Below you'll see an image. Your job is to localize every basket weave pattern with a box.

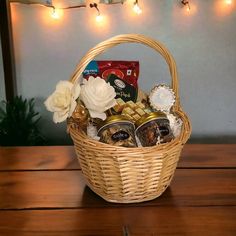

[68,34,191,203]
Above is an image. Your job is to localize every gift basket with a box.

[45,34,191,203]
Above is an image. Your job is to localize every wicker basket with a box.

[68,34,191,203]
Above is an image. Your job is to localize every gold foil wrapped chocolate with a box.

[121,100,152,122]
[70,101,89,132]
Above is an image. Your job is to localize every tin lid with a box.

[98,115,134,131]
[135,111,167,127]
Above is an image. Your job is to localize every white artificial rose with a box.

[80,76,116,120]
[44,81,81,123]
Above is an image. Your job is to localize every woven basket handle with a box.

[70,34,181,110]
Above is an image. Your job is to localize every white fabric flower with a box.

[44,81,81,123]
[80,76,116,120]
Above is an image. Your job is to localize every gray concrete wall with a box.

[5,0,236,144]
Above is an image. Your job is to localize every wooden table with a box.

[0,144,236,235]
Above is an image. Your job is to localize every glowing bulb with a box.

[186,4,190,12]
[133,3,142,14]
[225,0,232,4]
[51,8,60,19]
[96,14,103,22]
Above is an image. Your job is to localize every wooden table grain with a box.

[0,144,236,235]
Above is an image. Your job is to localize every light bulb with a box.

[96,14,103,22]
[225,0,232,4]
[133,3,142,14]
[181,0,191,12]
[51,8,60,19]
[186,4,190,12]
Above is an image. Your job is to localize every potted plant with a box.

[0,96,45,146]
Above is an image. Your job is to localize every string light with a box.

[11,0,236,24]
[100,0,125,4]
[90,3,104,22]
[181,0,191,12]
[133,0,142,14]
[18,1,86,20]
[51,7,60,19]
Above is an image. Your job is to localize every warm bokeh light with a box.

[40,5,66,26]
[94,13,108,28]
[51,8,60,20]
[84,5,110,35]
[96,14,103,22]
[214,0,235,16]
[122,0,150,25]
[133,3,142,14]
[225,0,232,5]
[182,2,197,16]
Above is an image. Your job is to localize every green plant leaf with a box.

[0,96,46,146]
